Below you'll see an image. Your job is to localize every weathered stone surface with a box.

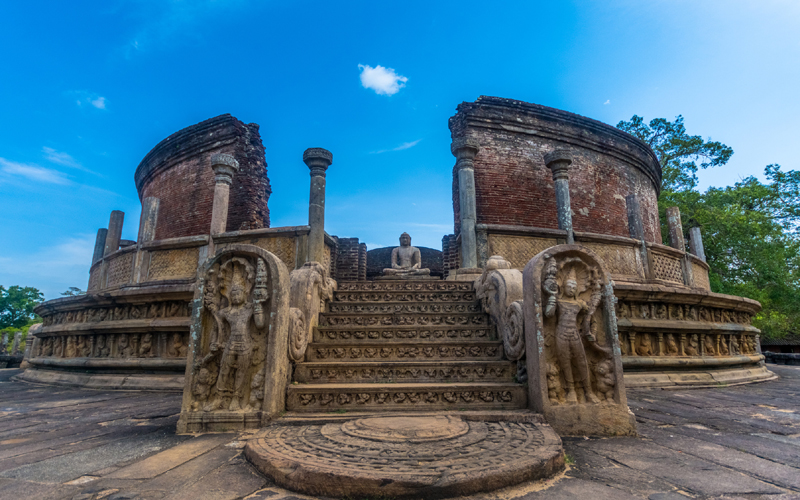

[135,114,271,239]
[177,244,291,433]
[523,244,637,436]
[245,413,563,498]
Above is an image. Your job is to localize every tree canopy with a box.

[0,285,44,329]
[617,116,800,338]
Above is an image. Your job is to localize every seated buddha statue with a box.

[382,232,431,277]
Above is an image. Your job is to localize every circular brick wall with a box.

[449,97,663,243]
[134,114,271,241]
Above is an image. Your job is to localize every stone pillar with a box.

[11,332,21,356]
[92,228,108,264]
[688,226,706,262]
[625,195,645,240]
[1,332,7,353]
[544,151,575,245]
[451,139,480,269]
[665,206,685,251]
[138,197,160,243]
[103,210,125,257]
[303,148,333,264]
[209,153,240,235]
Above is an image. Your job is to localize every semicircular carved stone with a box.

[523,244,637,437]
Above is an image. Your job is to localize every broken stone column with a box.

[523,245,637,437]
[689,226,706,262]
[103,211,125,257]
[665,206,685,251]
[92,228,108,264]
[11,332,21,356]
[209,153,240,235]
[138,197,160,243]
[544,151,575,245]
[625,194,651,278]
[1,332,7,353]
[451,138,480,269]
[303,148,332,265]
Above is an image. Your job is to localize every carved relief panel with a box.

[178,244,290,434]
[523,244,636,437]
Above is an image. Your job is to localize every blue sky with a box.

[1,0,798,299]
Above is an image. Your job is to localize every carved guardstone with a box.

[177,244,290,433]
[523,244,636,436]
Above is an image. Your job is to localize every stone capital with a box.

[544,150,573,181]
[451,138,480,162]
[303,148,333,176]
[211,153,240,185]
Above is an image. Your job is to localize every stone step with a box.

[313,325,497,343]
[294,360,516,384]
[328,302,482,314]
[336,281,474,293]
[286,382,527,412]
[306,341,504,362]
[319,312,489,327]
[333,290,477,303]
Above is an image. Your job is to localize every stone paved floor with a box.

[1,365,799,500]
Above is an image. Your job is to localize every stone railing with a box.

[472,224,711,291]
[87,226,337,294]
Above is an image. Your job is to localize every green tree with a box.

[61,287,86,296]
[617,115,733,192]
[617,115,800,338]
[0,285,44,329]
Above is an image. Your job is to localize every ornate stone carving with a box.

[523,244,636,436]
[288,262,336,362]
[178,244,290,433]
[475,256,525,361]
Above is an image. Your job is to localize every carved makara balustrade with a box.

[178,244,290,433]
[287,261,336,362]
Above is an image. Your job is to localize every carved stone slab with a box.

[523,244,637,436]
[177,244,290,433]
[245,413,563,498]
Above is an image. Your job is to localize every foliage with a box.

[61,287,86,296]
[1,318,39,354]
[617,115,732,192]
[0,285,43,329]
[618,116,800,338]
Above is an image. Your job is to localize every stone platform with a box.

[245,412,563,499]
[4,365,800,499]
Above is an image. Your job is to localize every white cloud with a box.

[72,91,108,110]
[90,97,107,109]
[42,147,80,168]
[358,64,407,96]
[604,99,611,105]
[370,139,421,154]
[0,158,71,185]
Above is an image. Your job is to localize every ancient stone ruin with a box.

[17,96,774,498]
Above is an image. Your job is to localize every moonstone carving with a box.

[523,244,636,436]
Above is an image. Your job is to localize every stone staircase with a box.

[286,280,527,412]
